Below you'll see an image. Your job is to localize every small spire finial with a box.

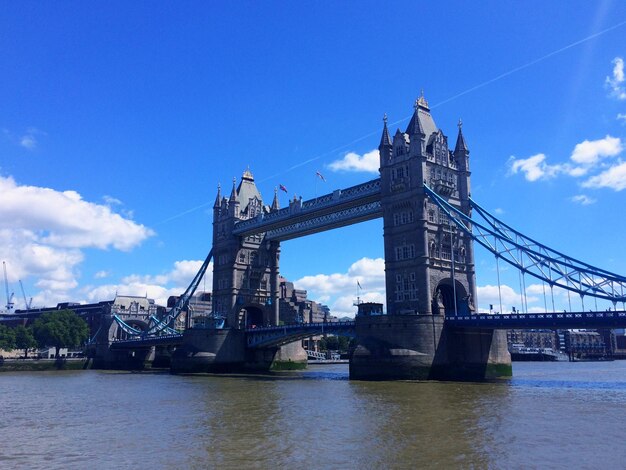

[383,113,388,125]
[458,118,463,130]
[414,98,419,111]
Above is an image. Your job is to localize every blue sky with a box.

[1,1,626,316]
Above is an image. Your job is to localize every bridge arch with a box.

[239,303,267,328]
[110,318,149,341]
[432,279,470,316]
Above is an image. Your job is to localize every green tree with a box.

[0,324,16,351]
[32,309,89,358]
[14,325,37,358]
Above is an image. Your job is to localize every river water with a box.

[1,361,626,469]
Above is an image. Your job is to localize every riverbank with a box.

[0,357,89,372]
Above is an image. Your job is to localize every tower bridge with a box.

[106,94,626,380]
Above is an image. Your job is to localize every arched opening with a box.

[242,305,264,328]
[113,319,148,340]
[432,280,469,316]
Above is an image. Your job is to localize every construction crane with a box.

[3,261,15,313]
[19,280,32,311]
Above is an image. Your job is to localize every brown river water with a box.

[1,361,626,469]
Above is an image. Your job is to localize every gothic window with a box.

[428,210,435,223]
[439,208,449,226]
[396,244,416,260]
[239,252,246,263]
[441,245,451,260]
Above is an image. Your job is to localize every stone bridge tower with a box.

[351,95,511,381]
[211,169,280,329]
[379,94,476,317]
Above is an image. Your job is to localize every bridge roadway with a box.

[445,310,626,329]
[109,312,626,350]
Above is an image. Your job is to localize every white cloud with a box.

[2,127,44,150]
[477,284,522,312]
[570,194,596,205]
[618,113,626,124]
[582,161,626,191]
[0,175,153,250]
[0,175,154,307]
[103,195,122,206]
[94,270,110,279]
[509,136,624,183]
[294,257,385,317]
[570,135,623,166]
[493,208,505,215]
[508,154,562,181]
[606,57,626,100]
[20,135,37,150]
[328,149,379,173]
[78,260,211,307]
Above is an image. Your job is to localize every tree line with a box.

[0,309,89,358]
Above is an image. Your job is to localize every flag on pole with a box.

[316,171,326,182]
[357,280,362,289]
[279,184,288,193]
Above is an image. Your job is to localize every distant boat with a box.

[510,347,565,362]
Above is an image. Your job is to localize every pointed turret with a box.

[379,114,392,147]
[229,177,237,202]
[213,183,222,209]
[378,114,393,168]
[406,98,426,138]
[454,119,469,155]
[271,187,280,211]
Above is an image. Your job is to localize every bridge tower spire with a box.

[378,113,392,167]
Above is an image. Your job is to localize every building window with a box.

[439,208,449,226]
[396,244,416,261]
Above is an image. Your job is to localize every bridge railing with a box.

[244,320,356,333]
[445,310,626,329]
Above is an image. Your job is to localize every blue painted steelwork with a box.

[148,315,180,335]
[113,314,142,336]
[424,185,626,305]
[445,311,626,329]
[113,249,214,339]
[144,248,214,335]
[245,321,356,348]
